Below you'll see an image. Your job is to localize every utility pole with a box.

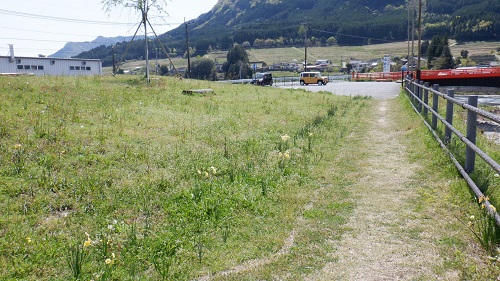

[142,0,150,84]
[416,0,423,80]
[411,0,415,73]
[304,22,308,72]
[185,18,191,79]
[112,45,116,74]
[155,47,159,75]
[407,0,410,71]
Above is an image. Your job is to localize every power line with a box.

[310,28,397,43]
[0,8,136,26]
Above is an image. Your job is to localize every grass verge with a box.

[0,75,368,280]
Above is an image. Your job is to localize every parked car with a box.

[299,71,329,86]
[251,72,273,86]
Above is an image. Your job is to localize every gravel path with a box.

[307,98,455,280]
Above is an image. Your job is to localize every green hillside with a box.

[75,0,499,67]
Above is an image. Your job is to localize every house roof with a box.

[0,56,101,62]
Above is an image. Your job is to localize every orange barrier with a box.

[351,72,402,81]
[352,67,500,82]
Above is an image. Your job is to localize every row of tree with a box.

[175,45,251,81]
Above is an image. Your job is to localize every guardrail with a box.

[404,77,500,225]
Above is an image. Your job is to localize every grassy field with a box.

[3,74,500,280]
[0,75,371,280]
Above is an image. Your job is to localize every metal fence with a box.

[404,77,500,225]
[271,74,350,86]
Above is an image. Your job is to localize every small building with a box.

[0,45,102,76]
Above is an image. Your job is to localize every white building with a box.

[0,45,102,76]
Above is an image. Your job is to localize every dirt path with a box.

[307,99,453,280]
[199,95,478,280]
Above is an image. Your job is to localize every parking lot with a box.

[279,81,402,100]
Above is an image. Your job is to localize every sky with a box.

[0,0,218,57]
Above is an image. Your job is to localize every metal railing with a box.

[404,77,500,225]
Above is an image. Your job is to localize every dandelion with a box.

[105,258,112,265]
[281,134,290,142]
[26,237,32,243]
[14,143,22,149]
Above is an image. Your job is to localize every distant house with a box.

[349,60,370,72]
[0,45,102,76]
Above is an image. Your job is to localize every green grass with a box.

[0,75,369,280]
[399,92,500,279]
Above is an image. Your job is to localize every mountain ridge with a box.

[50,35,134,58]
[73,0,499,66]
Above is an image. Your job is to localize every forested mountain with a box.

[75,0,499,67]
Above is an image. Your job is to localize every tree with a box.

[190,58,216,81]
[326,36,337,46]
[460,50,469,59]
[222,45,252,79]
[159,64,170,76]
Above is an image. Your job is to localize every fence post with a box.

[445,89,455,144]
[465,95,478,173]
[418,80,424,113]
[412,79,417,105]
[432,84,439,130]
[423,82,429,117]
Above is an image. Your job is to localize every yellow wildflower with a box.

[84,239,91,248]
[14,143,22,149]
[84,232,92,247]
[210,166,217,175]
[283,151,290,160]
[111,253,115,259]
[281,134,290,142]
[105,258,112,265]
[204,171,209,178]
[490,205,497,212]
[26,237,32,243]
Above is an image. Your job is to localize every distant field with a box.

[109,40,500,75]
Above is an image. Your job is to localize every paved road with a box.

[280,81,402,99]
